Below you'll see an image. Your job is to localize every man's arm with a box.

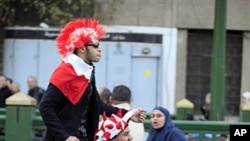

[39,83,70,141]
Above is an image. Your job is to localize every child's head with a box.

[112,126,133,141]
[95,109,135,141]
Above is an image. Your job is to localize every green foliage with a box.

[20,0,94,26]
[0,0,123,27]
[0,0,16,26]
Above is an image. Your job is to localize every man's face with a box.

[27,77,37,89]
[84,42,101,63]
[11,83,20,93]
[112,127,133,141]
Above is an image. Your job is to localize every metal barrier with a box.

[32,117,233,141]
[144,119,250,141]
[0,109,5,116]
[1,110,250,141]
[0,115,5,141]
[0,108,5,141]
[33,116,45,141]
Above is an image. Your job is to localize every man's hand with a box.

[130,108,146,123]
[65,136,79,141]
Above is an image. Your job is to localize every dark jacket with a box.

[28,86,45,106]
[39,78,126,141]
[0,86,13,107]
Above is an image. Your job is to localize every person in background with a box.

[11,82,21,94]
[110,85,145,141]
[95,109,136,141]
[39,18,146,141]
[6,77,13,90]
[242,91,250,106]
[97,87,112,105]
[97,87,112,128]
[200,92,211,120]
[147,106,187,141]
[27,76,45,106]
[0,75,13,107]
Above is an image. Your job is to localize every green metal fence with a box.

[144,119,230,141]
[0,109,5,116]
[1,107,250,141]
[33,116,250,141]
[0,115,5,141]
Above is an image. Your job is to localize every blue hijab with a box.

[147,107,187,141]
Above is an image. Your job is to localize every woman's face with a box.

[150,109,166,129]
[112,127,133,141]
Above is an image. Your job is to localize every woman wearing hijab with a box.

[147,107,187,141]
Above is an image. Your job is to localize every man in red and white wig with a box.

[39,18,146,141]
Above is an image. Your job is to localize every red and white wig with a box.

[56,18,106,57]
[95,109,136,141]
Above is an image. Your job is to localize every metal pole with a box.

[209,0,227,121]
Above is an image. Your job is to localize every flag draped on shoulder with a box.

[50,54,93,105]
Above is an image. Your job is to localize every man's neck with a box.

[112,100,130,105]
[112,102,131,110]
[83,58,91,65]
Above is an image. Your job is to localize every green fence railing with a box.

[144,119,250,141]
[0,109,5,116]
[0,115,5,141]
[1,105,250,141]
[33,116,250,141]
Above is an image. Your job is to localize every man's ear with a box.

[75,48,84,55]
[80,47,85,53]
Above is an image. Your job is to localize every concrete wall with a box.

[98,0,250,108]
[99,0,250,30]
[177,0,250,30]
[98,0,177,27]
